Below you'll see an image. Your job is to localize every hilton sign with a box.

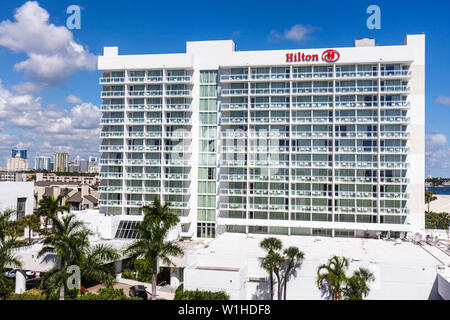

[286,49,340,63]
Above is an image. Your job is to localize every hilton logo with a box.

[286,49,340,63]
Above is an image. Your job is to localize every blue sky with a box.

[0,0,449,176]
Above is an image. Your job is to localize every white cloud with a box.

[436,95,450,106]
[12,81,42,94]
[426,131,450,175]
[269,24,318,43]
[0,1,96,86]
[66,94,83,104]
[0,79,100,166]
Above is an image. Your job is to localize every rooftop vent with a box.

[354,38,375,47]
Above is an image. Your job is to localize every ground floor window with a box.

[197,222,215,238]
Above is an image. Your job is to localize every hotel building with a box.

[98,35,425,239]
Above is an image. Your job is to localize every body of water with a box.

[426,187,450,195]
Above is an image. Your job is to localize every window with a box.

[16,198,26,220]
[197,222,215,238]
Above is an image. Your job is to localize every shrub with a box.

[7,289,46,300]
[174,285,229,300]
[121,269,136,280]
[134,259,153,283]
[74,287,142,300]
[0,277,14,300]
[426,212,449,230]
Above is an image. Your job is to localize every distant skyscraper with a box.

[54,152,69,172]
[7,154,28,172]
[34,156,51,171]
[12,149,27,160]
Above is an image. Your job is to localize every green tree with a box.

[425,191,437,213]
[0,237,24,300]
[125,197,184,300]
[37,194,71,232]
[262,252,285,300]
[343,268,375,300]
[282,246,305,300]
[20,214,41,244]
[38,214,118,300]
[259,237,283,300]
[0,209,20,241]
[317,256,349,300]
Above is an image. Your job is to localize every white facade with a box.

[34,156,51,171]
[0,182,34,219]
[6,155,28,172]
[98,35,425,240]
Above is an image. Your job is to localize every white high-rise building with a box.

[98,35,425,239]
[7,154,28,172]
[35,156,51,171]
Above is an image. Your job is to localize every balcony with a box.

[164,187,189,194]
[100,77,125,84]
[126,173,161,179]
[220,174,247,181]
[381,86,410,92]
[128,104,162,111]
[127,132,162,138]
[220,74,249,81]
[101,91,125,97]
[99,200,122,206]
[165,118,192,125]
[165,90,191,96]
[221,117,248,125]
[99,159,123,165]
[99,186,123,192]
[126,187,161,193]
[165,104,191,111]
[166,76,192,82]
[221,89,248,96]
[99,173,123,179]
[221,103,248,111]
[126,159,161,166]
[101,132,124,138]
[101,118,124,125]
[164,173,190,180]
[100,146,124,152]
[101,104,125,111]
[127,145,161,152]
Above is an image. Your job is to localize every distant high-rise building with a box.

[54,152,69,172]
[34,156,52,171]
[12,149,27,160]
[7,154,28,172]
[73,156,89,173]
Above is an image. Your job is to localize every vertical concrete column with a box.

[15,270,26,294]
[113,260,123,274]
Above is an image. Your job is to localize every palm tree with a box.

[425,191,437,213]
[0,209,20,241]
[0,238,23,274]
[317,256,349,300]
[261,252,285,300]
[125,197,184,300]
[20,214,41,244]
[37,194,71,232]
[282,246,304,300]
[38,214,118,300]
[259,237,282,300]
[343,268,375,300]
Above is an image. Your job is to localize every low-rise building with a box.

[35,172,99,186]
[34,181,99,211]
[0,181,34,220]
